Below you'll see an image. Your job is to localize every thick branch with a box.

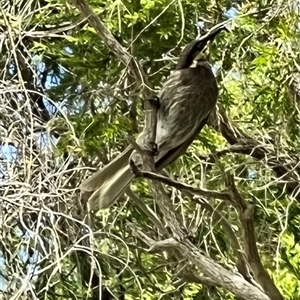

[129,224,270,300]
[225,174,284,300]
[130,97,185,239]
[136,169,252,283]
[193,198,252,283]
[174,273,220,287]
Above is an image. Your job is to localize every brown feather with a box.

[81,62,218,210]
[80,30,225,210]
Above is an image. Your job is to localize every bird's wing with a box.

[156,114,210,170]
[154,66,217,162]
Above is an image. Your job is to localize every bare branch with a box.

[225,174,284,300]
[174,273,220,287]
[134,168,230,201]
[129,223,271,300]
[192,198,252,284]
[130,96,185,239]
[199,143,268,165]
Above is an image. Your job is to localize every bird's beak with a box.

[198,23,229,44]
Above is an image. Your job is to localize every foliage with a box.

[1,0,300,299]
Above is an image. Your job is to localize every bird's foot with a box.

[147,96,160,109]
[129,159,143,177]
[149,96,160,109]
[149,142,159,156]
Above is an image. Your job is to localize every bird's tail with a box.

[80,145,135,210]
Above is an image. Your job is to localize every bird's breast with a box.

[159,65,218,116]
[153,65,218,159]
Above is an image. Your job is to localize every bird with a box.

[80,24,227,211]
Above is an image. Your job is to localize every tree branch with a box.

[192,198,252,284]
[209,104,300,202]
[129,223,271,300]
[130,97,185,240]
[70,2,274,298]
[225,174,284,300]
[134,168,230,201]
[135,168,254,284]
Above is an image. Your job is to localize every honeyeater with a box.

[80,24,227,210]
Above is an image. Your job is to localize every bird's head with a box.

[176,24,228,70]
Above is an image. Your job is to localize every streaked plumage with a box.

[81,25,226,210]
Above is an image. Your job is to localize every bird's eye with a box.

[196,43,203,50]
